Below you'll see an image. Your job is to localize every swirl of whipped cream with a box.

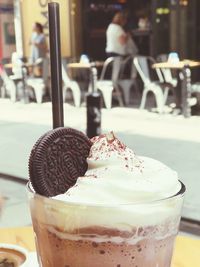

[55,133,181,205]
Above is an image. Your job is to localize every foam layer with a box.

[47,221,179,244]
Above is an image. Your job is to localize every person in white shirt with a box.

[106,12,129,57]
[106,12,138,58]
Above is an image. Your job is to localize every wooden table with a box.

[67,61,104,88]
[152,60,200,117]
[67,61,104,69]
[0,226,199,267]
[67,61,104,84]
[4,62,34,70]
[67,62,98,91]
[153,60,200,70]
[67,61,104,102]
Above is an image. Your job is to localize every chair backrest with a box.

[112,56,122,82]
[62,63,71,85]
[100,56,123,83]
[157,54,174,83]
[119,55,138,80]
[0,68,13,84]
[11,52,23,77]
[0,69,16,92]
[41,58,49,84]
[99,57,114,80]
[134,56,163,84]
[133,56,151,84]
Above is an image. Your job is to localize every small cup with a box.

[168,52,180,63]
[80,54,89,63]
[0,243,28,267]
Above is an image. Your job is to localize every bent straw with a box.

[48,2,64,129]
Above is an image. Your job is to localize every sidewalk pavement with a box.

[0,99,200,227]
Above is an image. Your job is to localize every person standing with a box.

[106,12,138,58]
[29,22,47,76]
[106,12,129,58]
[29,22,47,64]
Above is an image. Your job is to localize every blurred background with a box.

[1,0,200,61]
[79,0,200,61]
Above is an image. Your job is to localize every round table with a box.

[0,226,200,267]
[152,60,200,70]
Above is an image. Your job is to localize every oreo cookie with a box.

[29,127,92,197]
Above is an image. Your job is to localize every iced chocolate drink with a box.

[28,132,185,267]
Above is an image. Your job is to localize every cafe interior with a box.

[0,0,200,266]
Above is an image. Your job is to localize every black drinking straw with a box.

[48,2,64,128]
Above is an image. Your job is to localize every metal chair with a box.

[95,57,124,109]
[62,63,81,107]
[134,56,169,113]
[157,54,177,88]
[26,58,49,103]
[117,55,138,106]
[0,68,17,102]
[9,52,23,81]
[191,82,200,106]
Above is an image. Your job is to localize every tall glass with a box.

[27,182,185,267]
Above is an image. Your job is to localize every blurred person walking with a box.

[106,12,138,58]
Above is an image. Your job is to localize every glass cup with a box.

[27,181,185,267]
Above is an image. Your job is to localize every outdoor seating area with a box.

[1,53,200,117]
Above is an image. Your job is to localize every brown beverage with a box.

[28,183,184,267]
[28,134,185,267]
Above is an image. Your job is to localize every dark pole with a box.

[86,66,101,138]
[48,2,64,129]
[181,65,191,118]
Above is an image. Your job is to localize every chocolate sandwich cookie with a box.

[29,127,92,197]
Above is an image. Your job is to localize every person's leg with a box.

[174,70,182,109]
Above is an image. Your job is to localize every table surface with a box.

[152,60,200,69]
[4,62,34,69]
[68,61,104,69]
[0,227,199,267]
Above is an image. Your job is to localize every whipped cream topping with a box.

[36,133,184,233]
[54,133,181,205]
